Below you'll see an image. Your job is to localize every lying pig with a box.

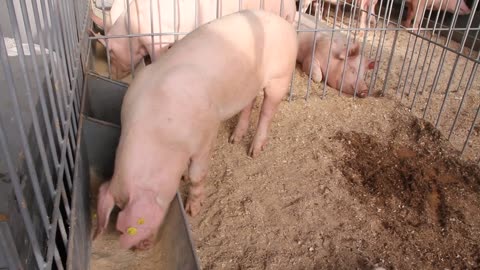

[94,9,298,250]
[402,0,471,29]
[90,0,296,80]
[296,23,376,97]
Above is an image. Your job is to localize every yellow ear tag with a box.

[137,218,145,225]
[127,227,137,235]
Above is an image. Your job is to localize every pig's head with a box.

[326,40,376,98]
[94,181,167,250]
[446,0,471,15]
[90,30,147,80]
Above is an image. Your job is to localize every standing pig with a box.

[90,0,296,80]
[296,22,376,97]
[402,0,471,29]
[94,9,298,250]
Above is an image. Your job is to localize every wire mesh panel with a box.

[87,0,479,165]
[0,0,89,269]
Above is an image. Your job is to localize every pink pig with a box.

[296,22,376,98]
[90,0,296,80]
[403,0,471,29]
[93,9,298,250]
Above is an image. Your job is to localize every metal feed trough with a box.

[1,0,479,269]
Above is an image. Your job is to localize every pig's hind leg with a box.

[248,78,290,158]
[229,97,257,144]
[184,126,218,217]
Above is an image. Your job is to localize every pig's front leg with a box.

[229,97,257,144]
[248,77,290,158]
[301,56,323,83]
[184,126,218,217]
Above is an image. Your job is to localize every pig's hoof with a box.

[358,91,368,98]
[185,199,202,217]
[228,133,243,144]
[248,142,267,158]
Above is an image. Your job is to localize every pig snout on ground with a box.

[93,9,298,250]
[297,30,376,98]
[402,0,471,29]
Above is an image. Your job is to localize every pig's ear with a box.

[88,29,107,47]
[336,43,360,60]
[347,43,361,58]
[93,181,115,240]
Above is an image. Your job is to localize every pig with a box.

[323,0,379,31]
[93,9,298,250]
[402,0,471,29]
[296,22,376,97]
[90,0,296,80]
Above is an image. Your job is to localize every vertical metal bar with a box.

[337,0,358,97]
[448,61,478,139]
[100,0,112,79]
[305,0,323,99]
[150,0,155,62]
[422,0,468,119]
[38,0,66,156]
[434,0,479,128]
[368,0,394,95]
[17,0,58,192]
[2,4,51,230]
[46,0,69,127]
[126,0,135,79]
[0,118,45,270]
[461,103,480,155]
[381,0,406,95]
[322,0,342,98]
[288,0,307,100]
[54,248,65,270]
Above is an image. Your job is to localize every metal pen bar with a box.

[39,0,66,156]
[1,9,51,231]
[0,117,45,270]
[26,0,61,170]
[369,0,394,95]
[54,247,65,270]
[338,0,358,97]
[15,0,56,197]
[422,0,467,121]
[100,0,113,79]
[381,0,406,95]
[305,0,323,100]
[448,61,479,140]
[461,102,480,155]
[46,0,69,131]
[126,0,135,79]
[408,0,446,108]
[322,0,342,98]
[434,1,479,129]
[150,0,155,62]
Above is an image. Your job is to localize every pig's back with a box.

[153,9,297,119]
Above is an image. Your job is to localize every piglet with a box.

[403,0,471,29]
[296,22,376,97]
[94,9,298,250]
